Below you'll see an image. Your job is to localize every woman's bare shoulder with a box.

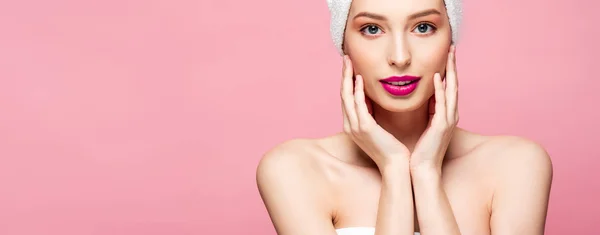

[256,137,340,220]
[466,133,553,186]
[454,129,551,163]
[256,137,342,190]
[473,134,552,167]
[463,134,553,230]
[256,137,337,174]
[257,139,316,181]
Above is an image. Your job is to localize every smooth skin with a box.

[256,0,553,234]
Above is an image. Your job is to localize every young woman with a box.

[256,0,553,234]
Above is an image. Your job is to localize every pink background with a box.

[0,0,598,234]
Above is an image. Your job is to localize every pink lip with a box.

[379,75,421,96]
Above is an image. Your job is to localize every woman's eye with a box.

[361,25,382,35]
[413,23,436,34]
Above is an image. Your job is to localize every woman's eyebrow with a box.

[353,9,441,21]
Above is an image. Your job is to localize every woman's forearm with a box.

[411,166,461,235]
[374,161,414,235]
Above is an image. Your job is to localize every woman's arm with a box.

[410,165,461,235]
[256,141,338,235]
[375,162,415,235]
[489,139,553,235]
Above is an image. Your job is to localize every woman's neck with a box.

[343,102,432,168]
[372,103,430,153]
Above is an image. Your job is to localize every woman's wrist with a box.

[410,163,442,180]
[378,156,411,177]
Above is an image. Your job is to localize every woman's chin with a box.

[373,94,428,113]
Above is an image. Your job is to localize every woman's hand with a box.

[410,45,459,174]
[341,55,410,171]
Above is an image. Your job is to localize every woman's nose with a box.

[388,36,411,67]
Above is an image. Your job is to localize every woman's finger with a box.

[341,100,350,133]
[340,56,350,133]
[428,96,436,126]
[433,73,447,127]
[354,75,374,130]
[445,45,458,123]
[365,95,374,117]
[342,55,359,131]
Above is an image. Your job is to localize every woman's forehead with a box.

[349,0,445,18]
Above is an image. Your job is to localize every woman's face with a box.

[343,0,452,112]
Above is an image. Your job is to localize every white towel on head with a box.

[326,0,463,56]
